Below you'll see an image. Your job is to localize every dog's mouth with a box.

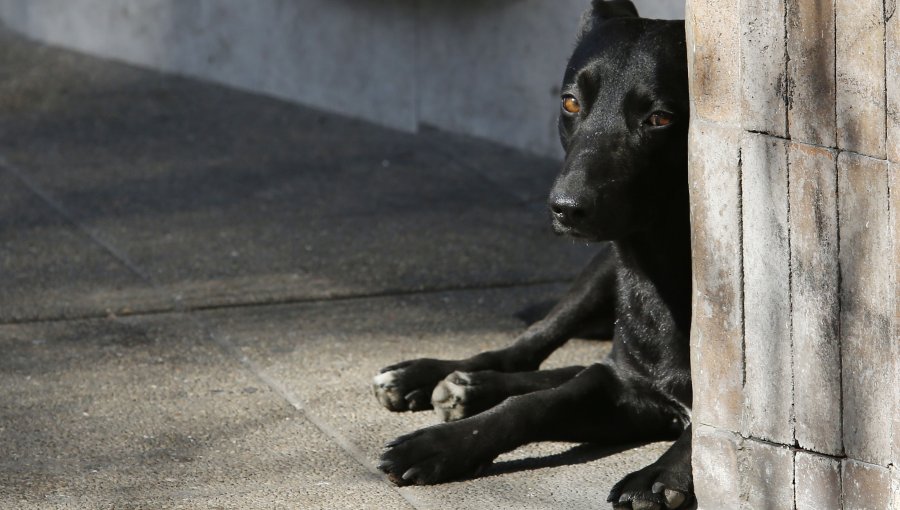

[551,221,597,241]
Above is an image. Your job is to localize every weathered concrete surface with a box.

[894,467,900,510]
[686,0,741,125]
[786,0,836,146]
[835,0,887,158]
[689,0,898,505]
[788,143,841,456]
[893,162,900,472]
[0,169,170,322]
[740,0,787,136]
[692,426,742,510]
[795,452,841,510]
[0,27,666,510]
[838,152,893,468]
[738,440,794,510]
[687,120,744,433]
[0,0,684,158]
[886,0,899,163]
[842,460,893,510]
[0,26,593,322]
[0,317,414,510]
[740,134,792,445]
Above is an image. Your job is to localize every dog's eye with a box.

[645,112,674,127]
[561,95,581,114]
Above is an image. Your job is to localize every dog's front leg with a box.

[379,362,681,489]
[373,243,618,412]
[608,425,693,510]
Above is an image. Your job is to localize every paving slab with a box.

[0,169,169,322]
[0,316,413,510]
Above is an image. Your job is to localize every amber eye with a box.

[561,95,581,114]
[646,111,674,127]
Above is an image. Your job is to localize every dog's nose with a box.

[550,196,586,227]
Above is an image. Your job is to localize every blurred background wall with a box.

[0,0,683,158]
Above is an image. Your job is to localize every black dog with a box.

[373,2,692,508]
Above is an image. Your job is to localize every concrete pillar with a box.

[688,0,898,507]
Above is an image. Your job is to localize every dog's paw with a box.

[377,422,495,486]
[373,359,456,412]
[607,461,693,510]
[431,371,508,422]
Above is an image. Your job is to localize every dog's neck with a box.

[612,206,692,331]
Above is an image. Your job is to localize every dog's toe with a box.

[379,420,493,486]
[373,369,408,411]
[610,491,665,510]
[609,461,692,510]
[652,482,686,508]
[431,371,471,422]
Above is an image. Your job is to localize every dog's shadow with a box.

[481,442,641,478]
[479,443,698,509]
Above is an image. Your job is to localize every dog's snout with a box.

[550,196,587,227]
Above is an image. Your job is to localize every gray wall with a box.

[0,0,683,157]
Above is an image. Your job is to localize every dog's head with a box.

[549,0,689,241]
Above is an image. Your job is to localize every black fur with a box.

[373,3,693,508]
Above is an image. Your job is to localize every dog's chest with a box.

[614,267,682,343]
[611,265,691,401]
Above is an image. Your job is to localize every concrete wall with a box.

[687,0,899,507]
[0,0,683,158]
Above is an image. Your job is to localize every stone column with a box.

[686,0,898,507]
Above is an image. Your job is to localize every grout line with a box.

[834,0,839,150]
[194,321,429,510]
[839,456,845,509]
[742,435,849,462]
[1,277,572,327]
[0,153,435,509]
[784,138,796,449]
[792,449,798,510]
[737,147,747,389]
[0,155,152,283]
[783,0,791,141]
[833,0,845,462]
[885,0,890,157]
[835,150,846,457]
[2,311,123,327]
[745,130,892,163]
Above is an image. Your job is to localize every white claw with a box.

[664,489,685,509]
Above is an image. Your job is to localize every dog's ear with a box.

[591,0,639,20]
[577,0,638,39]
